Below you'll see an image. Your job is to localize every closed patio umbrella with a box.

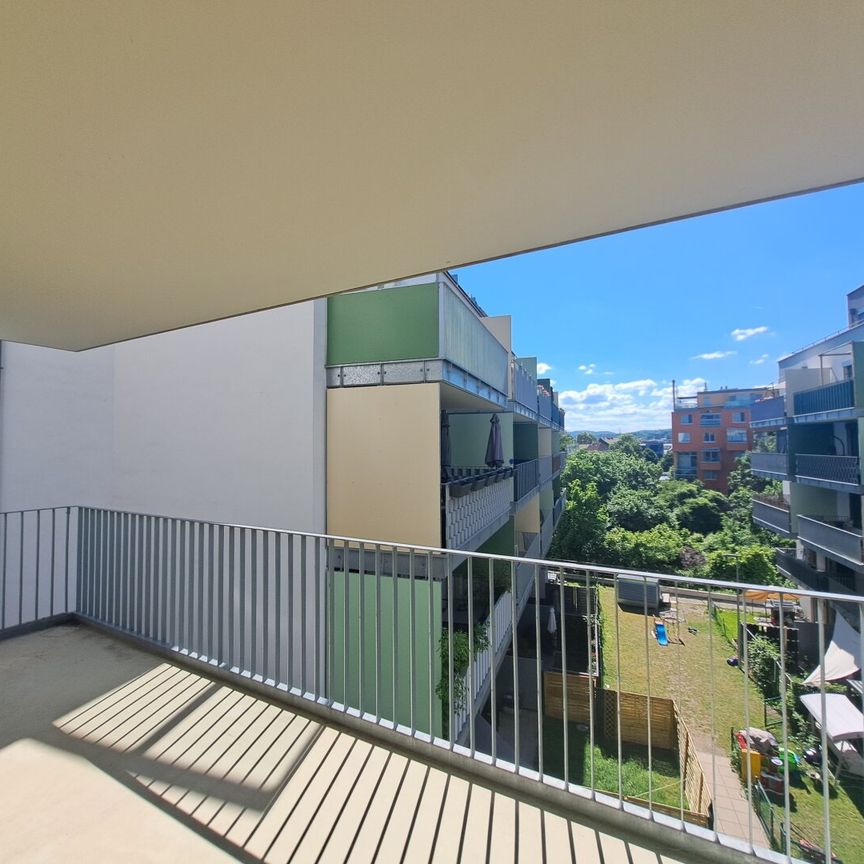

[440,410,451,480]
[485,414,504,468]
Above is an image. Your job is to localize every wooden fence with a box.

[542,675,711,824]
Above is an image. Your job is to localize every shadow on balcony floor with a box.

[0,625,686,863]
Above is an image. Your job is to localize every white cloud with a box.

[731,325,768,342]
[536,362,552,375]
[577,362,597,375]
[691,350,736,360]
[560,376,707,432]
[750,353,770,366]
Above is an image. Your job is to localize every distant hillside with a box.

[572,429,672,441]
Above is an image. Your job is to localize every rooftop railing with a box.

[2,504,862,864]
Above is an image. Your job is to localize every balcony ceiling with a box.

[3,2,864,350]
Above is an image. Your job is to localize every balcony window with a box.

[699,413,721,426]
[727,429,747,443]
[678,432,690,443]
[703,432,715,443]
[680,413,693,425]
[702,448,720,463]
[732,411,746,423]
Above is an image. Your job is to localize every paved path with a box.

[697,748,770,848]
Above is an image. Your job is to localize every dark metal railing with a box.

[513,459,539,501]
[750,452,789,477]
[793,378,855,416]
[794,453,860,486]
[749,395,786,426]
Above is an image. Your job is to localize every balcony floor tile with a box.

[0,625,692,864]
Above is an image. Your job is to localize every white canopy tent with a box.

[799,693,864,743]
[803,615,862,686]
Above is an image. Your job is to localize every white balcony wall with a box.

[0,302,327,532]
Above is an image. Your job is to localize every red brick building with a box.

[671,386,775,493]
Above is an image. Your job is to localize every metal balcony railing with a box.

[750,451,789,477]
[797,514,864,565]
[2,504,862,864]
[537,390,553,422]
[749,395,786,427]
[513,459,538,502]
[751,497,791,536]
[538,454,553,484]
[793,378,855,416]
[553,495,564,525]
[794,453,861,486]
[511,360,538,412]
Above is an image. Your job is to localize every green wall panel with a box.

[329,569,443,737]
[327,283,439,364]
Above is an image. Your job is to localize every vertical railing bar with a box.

[817,598,831,864]
[35,510,41,622]
[708,587,718,842]
[675,581,684,824]
[251,529,258,677]
[342,538,349,713]
[428,551,434,740]
[198,521,205,658]
[19,513,25,626]
[50,508,56,617]
[391,546,398,729]
[586,569,595,797]
[314,536,322,698]
[170,518,178,648]
[327,537,335,707]
[778,591,792,861]
[301,534,308,694]
[359,542,366,716]
[558,567,566,787]
[287,533,294,688]
[123,512,130,630]
[447,552,455,750]
[208,522,215,662]
[275,532,282,686]
[741,587,753,850]
[228,527,236,670]
[533,563,542,779]
[138,514,145,635]
[467,556,475,758]
[73,508,81,618]
[614,574,623,806]
[159,518,167,644]
[409,548,416,736]
[512,561,520,774]
[218,524,225,668]
[643,573,653,816]
[262,530,270,682]
[239,527,246,672]
[179,520,187,649]
[374,543,381,722]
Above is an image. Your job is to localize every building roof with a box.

[3,4,864,350]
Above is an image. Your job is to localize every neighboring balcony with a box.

[537,389,553,424]
[751,495,792,537]
[511,359,538,414]
[552,452,566,474]
[538,454,553,484]
[327,276,510,406]
[798,514,864,568]
[749,451,789,479]
[443,466,514,550]
[792,378,856,421]
[512,459,539,504]
[794,453,861,490]
[749,395,786,429]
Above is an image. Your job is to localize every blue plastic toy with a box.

[654,620,669,646]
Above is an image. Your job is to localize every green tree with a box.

[606,486,668,532]
[601,524,690,573]
[609,433,647,458]
[675,490,728,534]
[704,545,788,586]
[550,480,607,562]
[575,431,597,445]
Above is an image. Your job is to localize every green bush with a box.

[436,623,490,711]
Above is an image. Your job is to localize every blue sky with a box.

[454,181,864,433]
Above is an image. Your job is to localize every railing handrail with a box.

[796,451,858,462]
[4,503,862,604]
[798,513,863,539]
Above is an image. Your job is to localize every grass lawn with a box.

[596,586,864,864]
[542,718,684,809]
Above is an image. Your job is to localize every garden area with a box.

[596,585,864,864]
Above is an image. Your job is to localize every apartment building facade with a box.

[0,271,566,745]
[751,285,864,607]
[671,386,772,493]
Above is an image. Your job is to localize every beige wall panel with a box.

[328,384,441,547]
